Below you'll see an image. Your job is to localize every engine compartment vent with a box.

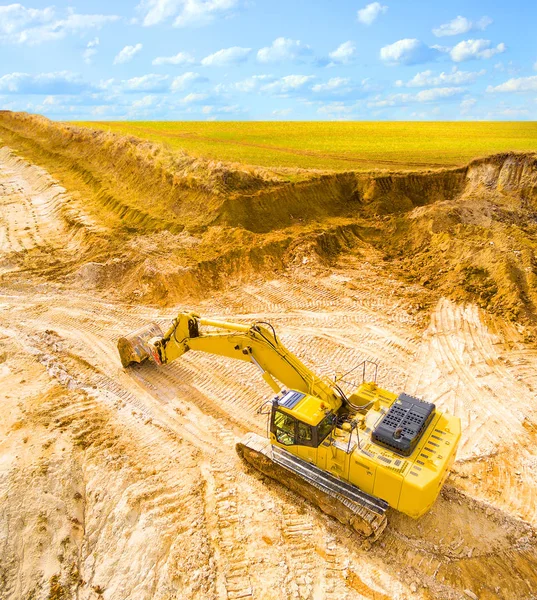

[372,393,436,457]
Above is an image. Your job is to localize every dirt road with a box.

[1,147,537,600]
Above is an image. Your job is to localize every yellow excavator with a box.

[118,312,460,540]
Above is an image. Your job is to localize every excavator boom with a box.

[118,312,343,410]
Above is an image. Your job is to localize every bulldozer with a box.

[118,312,461,540]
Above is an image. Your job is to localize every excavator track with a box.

[236,432,389,541]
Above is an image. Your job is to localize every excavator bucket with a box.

[117,322,164,368]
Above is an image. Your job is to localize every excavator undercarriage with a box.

[237,432,388,540]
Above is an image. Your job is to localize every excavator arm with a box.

[118,312,343,412]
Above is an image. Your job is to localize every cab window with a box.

[297,422,312,444]
[317,415,334,444]
[274,410,296,445]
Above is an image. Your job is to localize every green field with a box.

[75,121,537,171]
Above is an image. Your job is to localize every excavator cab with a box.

[270,390,334,448]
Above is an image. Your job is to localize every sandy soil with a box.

[1,146,537,600]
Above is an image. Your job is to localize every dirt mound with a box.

[0,110,284,233]
[382,153,537,323]
[466,152,537,200]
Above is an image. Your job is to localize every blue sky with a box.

[0,0,535,120]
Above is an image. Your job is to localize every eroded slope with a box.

[1,111,537,331]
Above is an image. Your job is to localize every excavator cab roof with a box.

[275,390,330,427]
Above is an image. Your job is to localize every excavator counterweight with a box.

[118,312,461,539]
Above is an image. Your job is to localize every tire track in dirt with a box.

[0,348,216,600]
[406,298,537,525]
[0,148,90,250]
[0,147,108,287]
[201,463,254,599]
[10,287,537,600]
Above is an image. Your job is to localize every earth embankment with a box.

[1,110,537,327]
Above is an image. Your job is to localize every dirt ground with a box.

[2,141,537,600]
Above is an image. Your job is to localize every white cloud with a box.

[0,4,119,46]
[170,72,203,91]
[231,77,263,92]
[47,93,244,119]
[312,77,351,93]
[137,0,239,28]
[17,92,131,120]
[261,75,315,94]
[476,16,493,30]
[367,97,395,108]
[450,39,505,62]
[181,92,209,103]
[132,95,156,109]
[0,4,54,36]
[487,76,537,93]
[433,16,472,37]
[201,46,251,66]
[135,0,175,25]
[137,0,182,26]
[328,41,357,65]
[407,107,442,119]
[176,0,237,27]
[0,5,119,45]
[359,78,378,92]
[257,37,311,63]
[476,17,493,31]
[100,74,170,93]
[413,87,463,102]
[202,104,243,115]
[317,102,354,117]
[91,105,113,117]
[123,74,169,92]
[214,75,273,93]
[357,2,387,25]
[368,86,463,107]
[380,39,439,66]
[114,43,143,65]
[0,71,89,94]
[152,51,195,65]
[494,107,530,117]
[432,15,492,38]
[460,98,476,114]
[56,11,120,33]
[127,95,178,117]
[493,61,520,76]
[219,104,244,114]
[98,78,114,91]
[272,108,292,116]
[396,67,486,87]
[470,104,532,120]
[83,37,99,64]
